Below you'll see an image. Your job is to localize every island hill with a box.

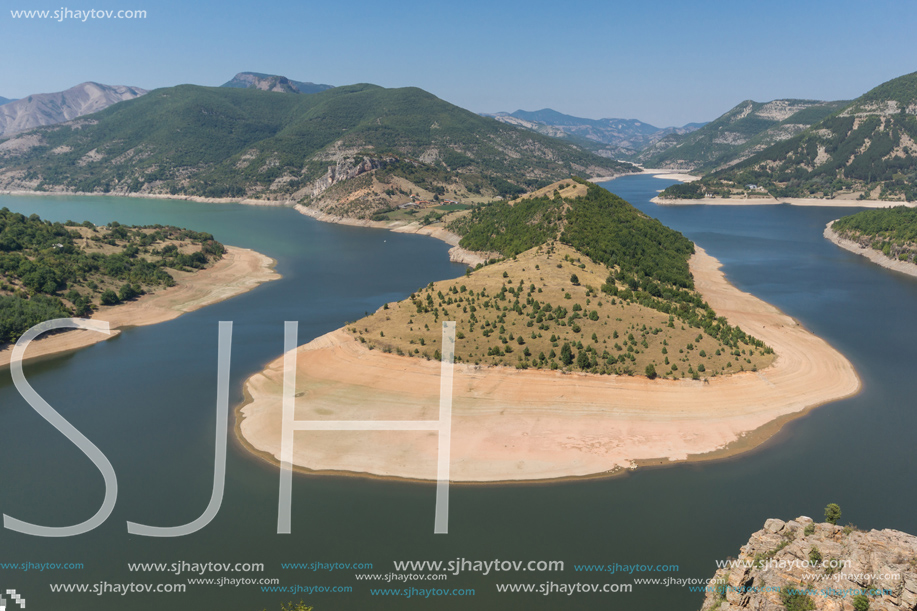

[0,208,278,367]
[825,206,917,279]
[655,70,917,206]
[237,179,859,483]
[353,180,773,379]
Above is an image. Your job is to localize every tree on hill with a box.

[560,342,573,366]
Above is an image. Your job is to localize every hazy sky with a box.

[2,0,915,126]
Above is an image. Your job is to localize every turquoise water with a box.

[0,181,914,610]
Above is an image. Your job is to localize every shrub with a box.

[100,289,120,306]
[824,503,842,525]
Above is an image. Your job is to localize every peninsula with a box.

[237,180,859,482]
[0,210,278,368]
[825,206,917,279]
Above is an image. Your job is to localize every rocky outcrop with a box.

[701,517,917,611]
[221,72,333,94]
[0,82,146,137]
[306,155,395,200]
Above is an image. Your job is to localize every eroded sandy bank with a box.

[236,247,860,482]
[0,246,279,368]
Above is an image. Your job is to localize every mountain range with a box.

[635,98,849,172]
[0,83,636,218]
[221,72,333,94]
[662,71,917,202]
[0,96,14,106]
[0,82,146,138]
[485,108,704,158]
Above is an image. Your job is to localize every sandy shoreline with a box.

[0,246,279,369]
[292,204,499,266]
[653,195,914,208]
[824,222,917,279]
[236,246,860,483]
[638,168,700,182]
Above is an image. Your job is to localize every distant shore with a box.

[0,246,279,369]
[638,168,701,183]
[235,246,860,483]
[824,222,917,279]
[653,194,915,208]
[291,204,498,267]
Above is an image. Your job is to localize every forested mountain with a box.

[0,84,636,219]
[0,209,224,344]
[662,71,917,201]
[0,82,147,137]
[351,178,772,378]
[636,98,847,172]
[220,72,333,94]
[486,108,702,158]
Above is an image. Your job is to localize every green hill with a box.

[831,206,917,263]
[0,208,225,344]
[662,71,917,201]
[637,98,847,172]
[352,179,772,378]
[0,84,636,219]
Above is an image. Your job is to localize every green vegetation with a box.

[779,584,816,611]
[852,593,871,611]
[832,207,917,264]
[660,182,704,199]
[824,503,842,525]
[0,208,224,344]
[0,84,635,216]
[352,180,772,378]
[804,522,815,536]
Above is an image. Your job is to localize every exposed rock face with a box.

[306,155,393,201]
[0,82,146,137]
[701,517,917,611]
[221,72,333,94]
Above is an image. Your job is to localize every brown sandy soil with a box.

[653,195,915,208]
[237,247,860,482]
[825,222,917,279]
[0,246,279,368]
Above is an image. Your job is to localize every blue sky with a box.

[2,0,915,126]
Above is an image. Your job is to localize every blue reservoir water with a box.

[0,179,914,610]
